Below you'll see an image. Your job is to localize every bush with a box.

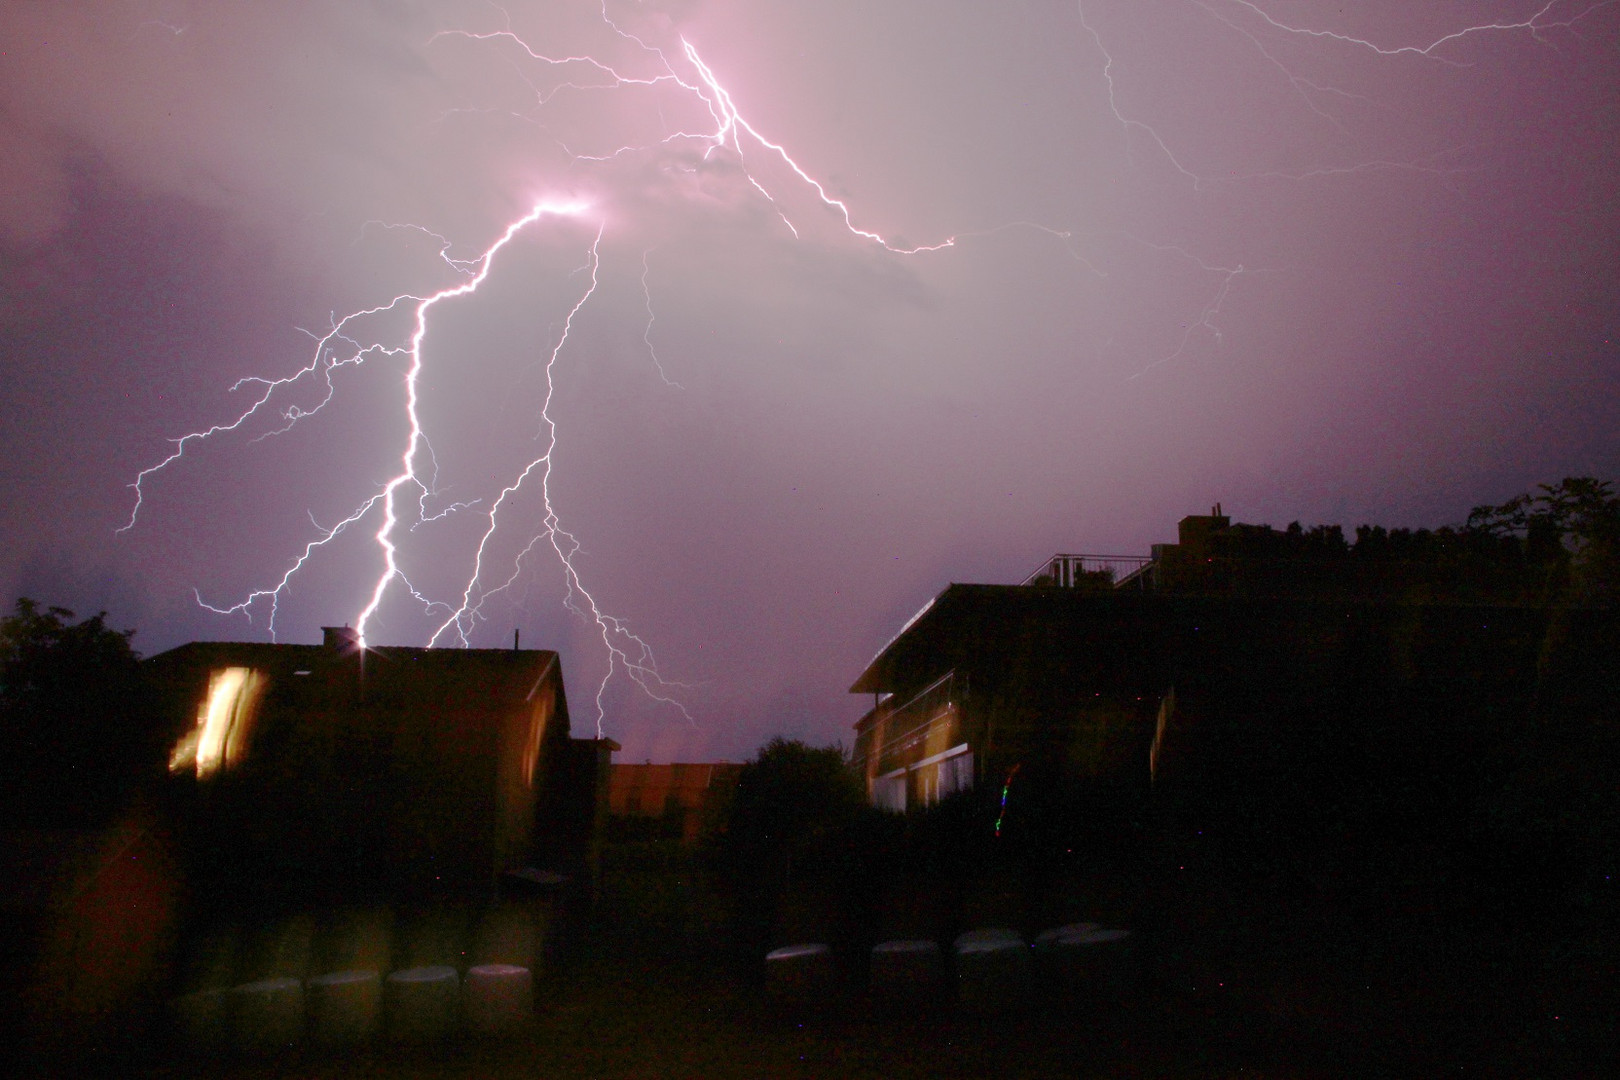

[709,739,866,954]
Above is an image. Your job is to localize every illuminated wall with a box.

[147,641,578,899]
[855,672,972,810]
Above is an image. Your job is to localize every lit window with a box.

[168,667,267,779]
[939,749,974,799]
[871,770,907,813]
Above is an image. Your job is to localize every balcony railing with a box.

[1021,553,1153,588]
[856,671,960,771]
[882,672,955,752]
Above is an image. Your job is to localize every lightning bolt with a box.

[639,249,684,389]
[1220,0,1616,62]
[121,9,990,736]
[121,2,1603,735]
[1073,0,1612,374]
[352,199,592,650]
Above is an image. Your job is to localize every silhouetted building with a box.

[851,510,1615,853]
[146,629,607,904]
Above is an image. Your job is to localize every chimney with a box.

[322,625,360,652]
[513,628,520,652]
[1178,510,1232,554]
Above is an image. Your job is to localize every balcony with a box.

[1021,553,1153,589]
[855,672,963,776]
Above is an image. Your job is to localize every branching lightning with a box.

[352,199,592,651]
[1075,0,1608,374]
[121,7,979,735]
[639,250,683,389]
[1221,0,1616,61]
[121,0,1603,735]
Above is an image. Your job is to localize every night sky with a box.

[3,1,1616,761]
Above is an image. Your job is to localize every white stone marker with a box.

[870,939,944,1002]
[953,928,1031,1011]
[306,968,382,1046]
[386,965,460,1041]
[1032,922,1102,945]
[1033,925,1136,996]
[464,963,534,1033]
[765,942,835,1003]
[230,976,304,1052]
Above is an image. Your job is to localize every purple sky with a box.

[3,1,1616,761]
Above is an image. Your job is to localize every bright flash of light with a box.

[168,666,267,779]
[122,9,989,736]
[353,199,591,649]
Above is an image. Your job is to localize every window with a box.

[939,748,974,799]
[168,667,267,779]
[872,770,907,813]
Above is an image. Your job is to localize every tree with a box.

[722,739,862,852]
[1468,477,1620,603]
[0,598,155,828]
[710,738,866,953]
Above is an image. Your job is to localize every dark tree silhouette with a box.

[721,739,863,855]
[1468,476,1619,603]
[710,738,866,954]
[0,599,156,828]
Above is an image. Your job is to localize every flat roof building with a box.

[851,510,1613,852]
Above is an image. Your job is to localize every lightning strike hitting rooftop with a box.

[117,11,984,732]
[49,0,1610,756]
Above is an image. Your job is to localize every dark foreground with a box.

[15,922,1612,1080]
[13,817,1617,1080]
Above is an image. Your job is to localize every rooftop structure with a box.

[851,507,1608,827]
[146,629,605,903]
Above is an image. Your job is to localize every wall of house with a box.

[149,646,577,905]
[608,763,741,841]
[850,586,1606,871]
[855,673,972,811]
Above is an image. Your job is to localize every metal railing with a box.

[857,671,960,772]
[880,672,956,752]
[1020,553,1153,588]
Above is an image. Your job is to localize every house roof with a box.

[849,582,1575,697]
[145,640,566,711]
[850,584,1149,695]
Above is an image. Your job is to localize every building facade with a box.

[850,510,1598,837]
[607,762,742,842]
[147,627,604,900]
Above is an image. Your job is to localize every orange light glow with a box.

[168,667,266,778]
[521,685,553,788]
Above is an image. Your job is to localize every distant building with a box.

[608,762,742,843]
[146,627,612,902]
[851,509,1608,834]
